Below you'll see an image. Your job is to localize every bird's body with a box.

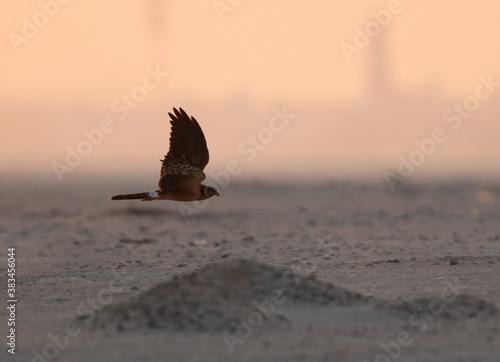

[111,108,219,202]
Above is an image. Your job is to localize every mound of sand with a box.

[79,259,497,334]
[80,259,367,333]
[391,294,498,320]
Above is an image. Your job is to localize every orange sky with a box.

[1,1,499,182]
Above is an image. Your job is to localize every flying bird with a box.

[111,108,219,201]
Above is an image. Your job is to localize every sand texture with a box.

[1,179,499,362]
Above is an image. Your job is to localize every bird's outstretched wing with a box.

[158,108,209,193]
[162,107,209,175]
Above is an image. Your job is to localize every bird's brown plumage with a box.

[111,107,218,202]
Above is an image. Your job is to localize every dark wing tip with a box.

[171,107,186,119]
[169,108,203,133]
[169,107,189,123]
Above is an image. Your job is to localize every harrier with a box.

[111,108,219,201]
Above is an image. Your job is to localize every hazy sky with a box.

[1,1,499,183]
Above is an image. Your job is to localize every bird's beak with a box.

[216,191,220,197]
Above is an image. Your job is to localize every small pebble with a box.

[450,258,459,265]
[285,258,301,265]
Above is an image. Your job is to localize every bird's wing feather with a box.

[161,107,209,177]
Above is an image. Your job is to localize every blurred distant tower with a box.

[145,0,168,64]
[369,29,393,99]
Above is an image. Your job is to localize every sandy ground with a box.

[1,177,499,362]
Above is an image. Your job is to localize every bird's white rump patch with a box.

[148,191,159,198]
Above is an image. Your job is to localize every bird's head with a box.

[200,185,219,200]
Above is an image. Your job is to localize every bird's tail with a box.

[111,191,157,201]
